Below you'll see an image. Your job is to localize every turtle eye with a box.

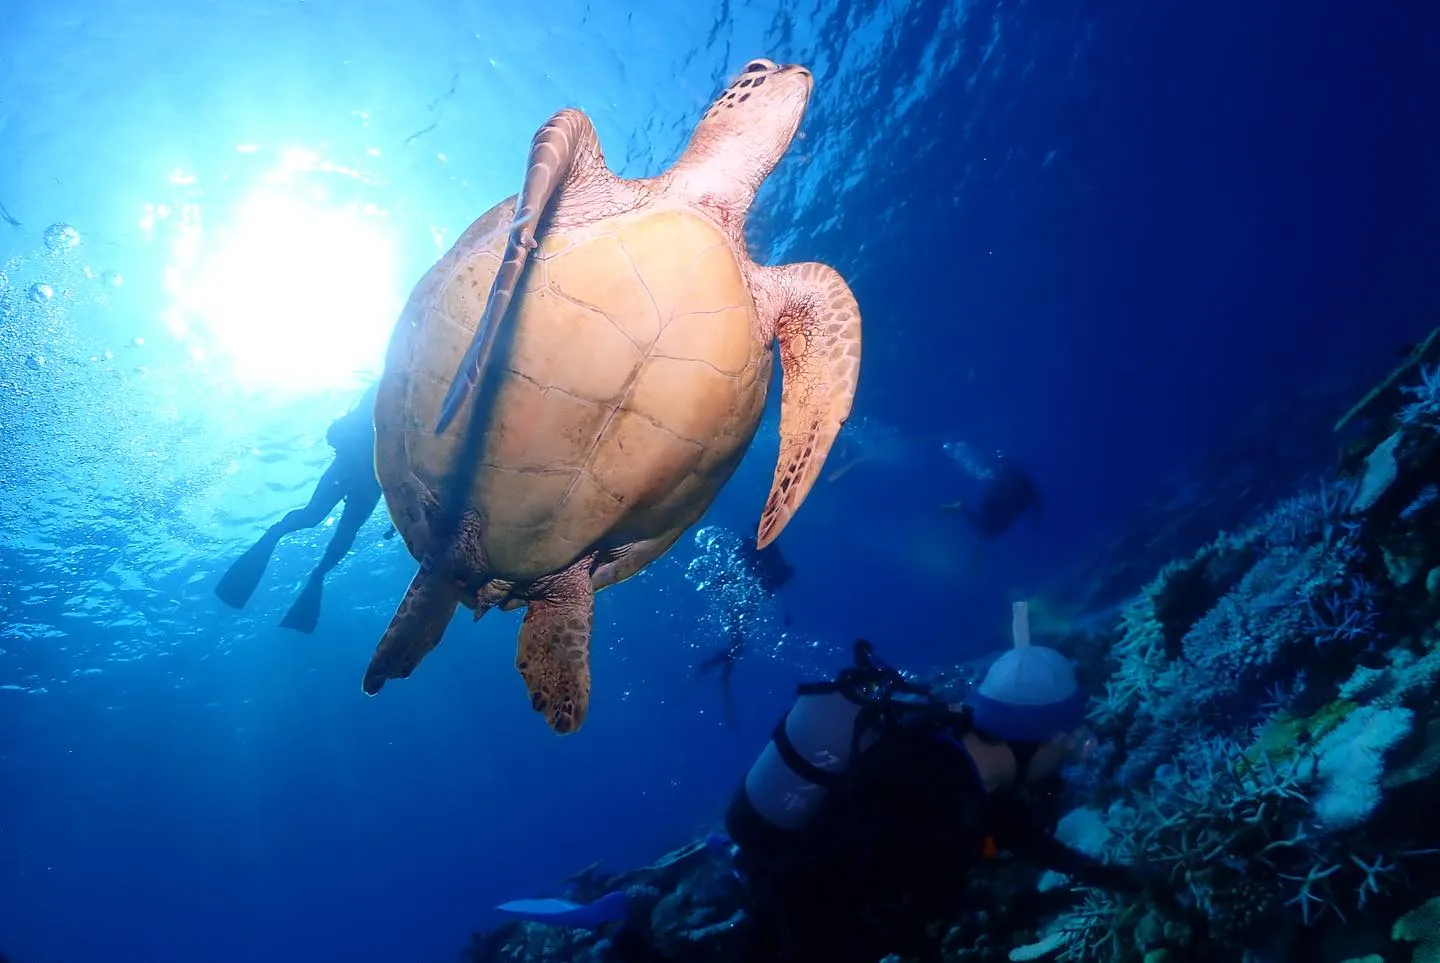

[743,59,773,74]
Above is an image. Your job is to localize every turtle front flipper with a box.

[434,108,606,435]
[516,560,596,735]
[754,261,862,549]
[362,567,467,695]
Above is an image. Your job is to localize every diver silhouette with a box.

[744,535,796,596]
[214,382,385,633]
[693,535,795,726]
[695,630,748,727]
[940,450,1041,540]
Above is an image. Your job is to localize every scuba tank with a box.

[724,640,945,865]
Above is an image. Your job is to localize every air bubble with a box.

[44,223,81,252]
[28,282,54,302]
[101,270,123,287]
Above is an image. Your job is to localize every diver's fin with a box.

[938,500,965,515]
[493,890,628,930]
[756,261,861,550]
[516,561,595,734]
[434,109,602,435]
[279,575,324,634]
[363,567,464,694]
[214,531,282,609]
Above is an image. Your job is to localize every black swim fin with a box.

[279,575,324,634]
[214,532,282,609]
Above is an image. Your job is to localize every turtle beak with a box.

[781,64,813,84]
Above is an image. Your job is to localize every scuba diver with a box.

[718,606,1153,963]
[691,534,796,726]
[940,449,1042,539]
[214,382,386,634]
[694,631,747,727]
[941,449,1042,572]
[581,603,1184,963]
[741,534,796,596]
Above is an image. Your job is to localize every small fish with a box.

[403,73,460,146]
[0,200,19,230]
[426,73,459,112]
[402,121,438,146]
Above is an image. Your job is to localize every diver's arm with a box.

[988,796,1141,892]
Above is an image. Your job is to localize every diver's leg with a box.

[741,852,854,963]
[317,482,381,575]
[275,463,348,534]
[280,480,381,634]
[215,463,348,610]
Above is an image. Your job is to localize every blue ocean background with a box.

[2,1,1438,961]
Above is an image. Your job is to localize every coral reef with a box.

[462,359,1440,962]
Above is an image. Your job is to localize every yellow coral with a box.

[1241,699,1356,775]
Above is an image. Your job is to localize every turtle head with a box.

[676,59,814,210]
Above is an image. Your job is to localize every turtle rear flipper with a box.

[516,561,595,735]
[363,568,466,694]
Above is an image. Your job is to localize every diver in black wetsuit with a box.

[597,636,1192,963]
[742,536,796,596]
[692,535,796,725]
[214,382,385,634]
[941,450,1041,537]
[638,622,1200,963]
[695,631,748,725]
[941,451,1041,566]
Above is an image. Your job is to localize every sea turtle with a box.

[364,57,862,734]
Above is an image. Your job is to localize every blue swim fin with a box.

[493,889,629,930]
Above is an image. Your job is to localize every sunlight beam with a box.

[166,180,401,396]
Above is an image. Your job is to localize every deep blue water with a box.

[1,1,1438,961]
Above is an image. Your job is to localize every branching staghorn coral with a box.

[1102,702,1426,945]
[1399,363,1440,430]
[1106,733,1330,943]
[1007,893,1130,963]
